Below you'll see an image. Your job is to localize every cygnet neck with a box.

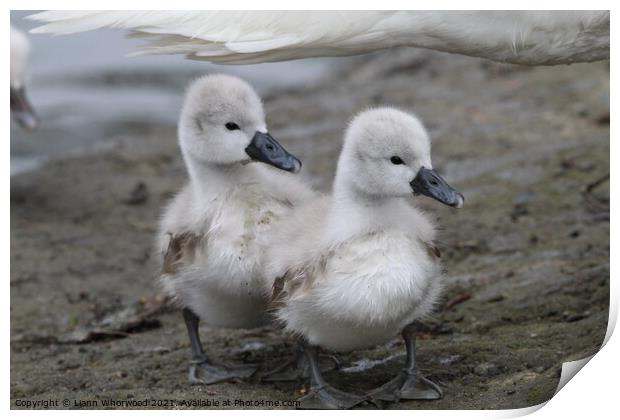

[184,153,249,199]
[325,176,411,244]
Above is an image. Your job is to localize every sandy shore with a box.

[11,48,609,409]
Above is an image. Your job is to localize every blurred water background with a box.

[10,11,348,175]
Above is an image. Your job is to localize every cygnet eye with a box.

[390,156,405,165]
[225,122,240,131]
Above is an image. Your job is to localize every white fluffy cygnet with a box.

[263,107,464,409]
[158,73,313,385]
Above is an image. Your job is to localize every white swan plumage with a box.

[28,11,609,65]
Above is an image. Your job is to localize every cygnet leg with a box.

[367,324,443,402]
[182,308,256,384]
[297,342,365,409]
[261,341,340,382]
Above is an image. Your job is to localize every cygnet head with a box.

[336,107,464,208]
[10,26,38,131]
[178,74,301,173]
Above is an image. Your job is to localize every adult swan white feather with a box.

[28,11,609,65]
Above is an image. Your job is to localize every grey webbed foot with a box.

[295,342,364,409]
[367,370,442,402]
[367,323,443,403]
[261,357,306,382]
[189,358,257,385]
[261,345,340,382]
[182,308,256,385]
[298,383,366,409]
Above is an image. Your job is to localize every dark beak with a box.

[11,87,38,131]
[410,167,464,208]
[245,131,301,173]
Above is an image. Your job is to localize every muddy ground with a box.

[10,48,609,410]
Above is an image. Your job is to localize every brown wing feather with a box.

[424,241,441,259]
[267,250,333,313]
[161,232,203,275]
[271,272,287,302]
[268,270,294,313]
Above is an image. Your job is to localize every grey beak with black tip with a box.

[11,87,39,131]
[245,131,301,173]
[410,167,464,208]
